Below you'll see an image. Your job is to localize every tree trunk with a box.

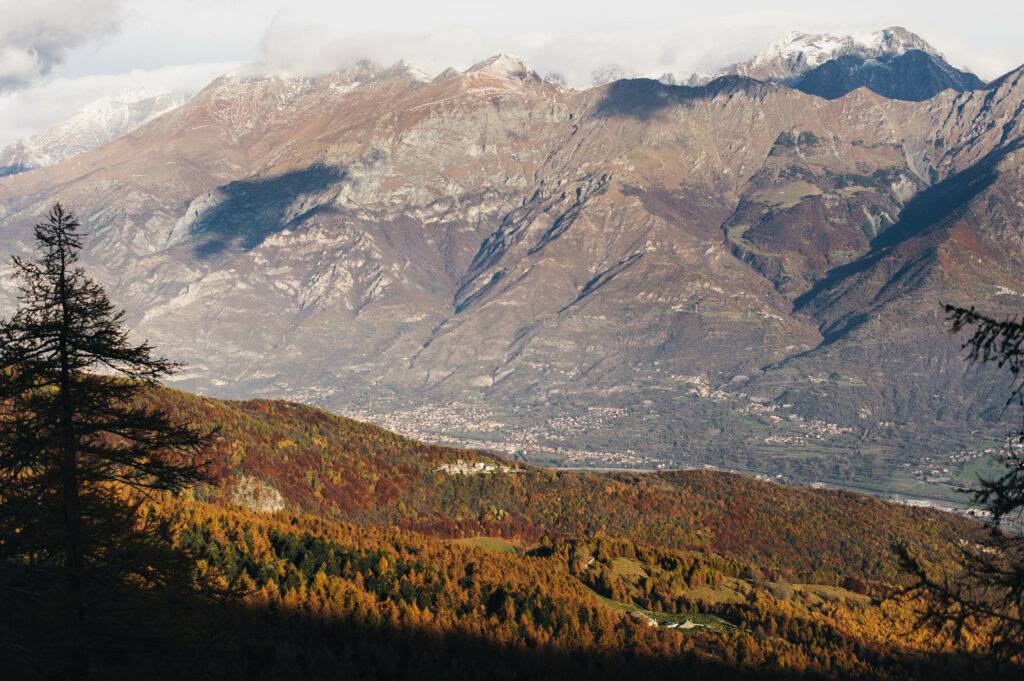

[61,388,89,679]
[56,222,89,679]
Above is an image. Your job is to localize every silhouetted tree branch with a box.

[897,304,1024,661]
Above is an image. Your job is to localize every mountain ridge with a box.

[0,26,989,179]
[681,27,987,102]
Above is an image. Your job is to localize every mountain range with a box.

[0,27,1021,500]
[0,27,984,176]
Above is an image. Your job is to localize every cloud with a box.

[249,19,490,80]
[249,12,889,88]
[248,6,1024,88]
[0,0,126,90]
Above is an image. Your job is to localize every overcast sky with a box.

[1,0,1023,146]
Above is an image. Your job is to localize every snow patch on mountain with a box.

[668,26,947,86]
[608,27,950,91]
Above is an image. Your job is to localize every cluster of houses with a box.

[628,611,700,630]
[350,401,672,469]
[434,459,519,476]
[681,375,858,445]
[351,401,507,436]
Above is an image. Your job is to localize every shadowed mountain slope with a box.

[788,50,985,101]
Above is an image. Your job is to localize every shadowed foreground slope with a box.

[4,498,1015,680]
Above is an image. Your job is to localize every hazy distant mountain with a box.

[1,39,1022,491]
[0,90,189,177]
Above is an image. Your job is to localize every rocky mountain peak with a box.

[320,60,382,85]
[590,65,631,87]
[464,53,542,83]
[196,71,314,104]
[706,26,985,102]
[432,66,461,83]
[873,26,937,53]
[378,60,432,83]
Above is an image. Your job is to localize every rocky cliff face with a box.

[2,52,1023,490]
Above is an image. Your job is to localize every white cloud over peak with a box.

[250,15,810,88]
[245,6,1024,87]
[0,0,127,90]
[258,11,941,90]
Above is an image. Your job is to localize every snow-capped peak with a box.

[760,27,933,67]
[729,26,938,81]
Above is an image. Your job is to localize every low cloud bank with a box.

[250,17,792,87]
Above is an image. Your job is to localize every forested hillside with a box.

[5,495,1005,680]
[149,386,976,584]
